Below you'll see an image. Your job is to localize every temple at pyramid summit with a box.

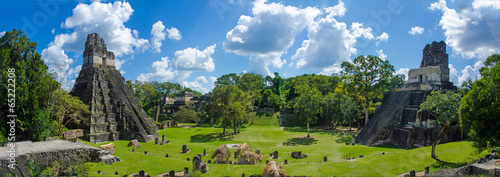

[70,33,158,143]
[356,41,461,149]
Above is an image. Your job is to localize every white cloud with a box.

[166,27,182,40]
[138,44,217,87]
[150,21,167,53]
[325,0,346,18]
[51,29,55,34]
[292,1,389,74]
[115,59,126,74]
[182,76,210,94]
[429,0,500,59]
[223,0,321,76]
[137,56,178,82]
[409,26,424,35]
[377,50,387,60]
[449,64,459,84]
[0,31,5,37]
[60,1,149,56]
[395,68,409,81]
[42,1,149,89]
[172,44,216,71]
[208,76,217,91]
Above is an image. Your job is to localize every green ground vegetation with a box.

[84,112,488,176]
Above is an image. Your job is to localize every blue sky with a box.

[1,0,498,93]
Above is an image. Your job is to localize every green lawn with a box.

[85,113,487,176]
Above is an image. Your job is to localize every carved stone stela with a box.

[70,33,158,143]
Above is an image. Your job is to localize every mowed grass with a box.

[85,112,488,176]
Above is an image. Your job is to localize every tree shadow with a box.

[431,157,467,169]
[190,132,234,143]
[334,133,352,143]
[283,137,318,146]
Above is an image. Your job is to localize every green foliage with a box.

[215,73,240,86]
[294,85,322,137]
[173,105,199,123]
[66,163,89,177]
[51,89,90,136]
[419,91,461,126]
[340,95,358,128]
[0,29,59,141]
[341,55,396,125]
[459,54,500,151]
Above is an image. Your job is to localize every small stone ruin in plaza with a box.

[356,41,462,149]
[69,33,159,143]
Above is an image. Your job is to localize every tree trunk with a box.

[233,110,237,134]
[307,118,310,138]
[431,123,449,158]
[357,119,360,130]
[364,101,370,126]
[251,98,254,124]
[349,122,352,131]
[222,115,226,135]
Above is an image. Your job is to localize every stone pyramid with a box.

[70,33,158,143]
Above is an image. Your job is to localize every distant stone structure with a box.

[152,91,210,122]
[70,33,158,143]
[356,41,462,149]
[403,41,456,91]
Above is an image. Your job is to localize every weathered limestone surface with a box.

[404,41,456,91]
[356,90,464,149]
[70,33,158,143]
[0,140,117,177]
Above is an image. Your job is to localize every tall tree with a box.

[340,95,358,131]
[294,85,322,138]
[215,73,240,87]
[0,29,59,140]
[459,54,500,151]
[341,55,395,126]
[208,85,230,134]
[173,105,199,124]
[238,73,264,124]
[226,85,251,133]
[419,91,461,158]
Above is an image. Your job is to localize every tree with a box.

[341,55,395,126]
[459,54,500,151]
[322,92,342,129]
[226,85,251,133]
[215,73,240,86]
[0,29,60,141]
[458,77,474,96]
[173,105,199,123]
[340,95,358,131]
[419,91,461,158]
[208,86,228,134]
[238,73,264,124]
[294,85,322,138]
[52,89,90,136]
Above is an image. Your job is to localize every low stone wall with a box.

[0,140,110,177]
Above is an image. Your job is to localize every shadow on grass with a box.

[190,132,236,143]
[283,137,318,146]
[431,157,467,169]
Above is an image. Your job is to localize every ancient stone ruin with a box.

[356,41,462,149]
[69,33,158,143]
[403,41,456,91]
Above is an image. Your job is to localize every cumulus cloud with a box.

[42,1,149,90]
[325,0,346,18]
[409,26,424,35]
[395,68,410,81]
[292,1,389,75]
[223,0,321,75]
[182,76,210,93]
[0,31,5,37]
[172,45,216,71]
[150,21,167,53]
[137,56,179,82]
[138,44,217,87]
[429,0,500,59]
[166,27,182,40]
[377,50,387,60]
